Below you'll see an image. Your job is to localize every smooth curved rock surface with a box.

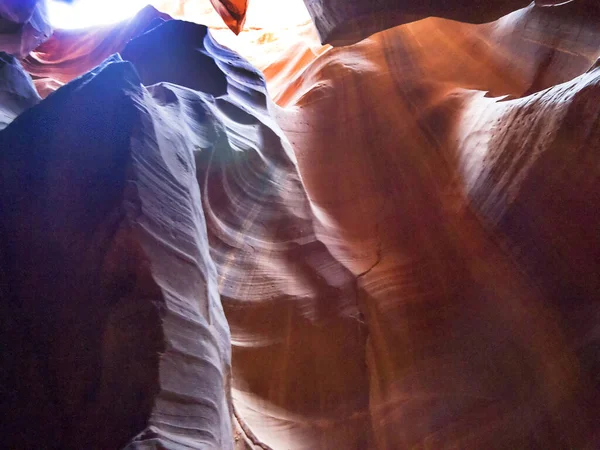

[275,44,600,450]
[119,15,600,449]
[22,5,170,88]
[302,0,586,45]
[121,20,371,449]
[208,0,248,34]
[270,1,600,104]
[0,0,50,56]
[22,1,600,103]
[1,2,600,450]
[0,52,232,449]
[22,1,320,97]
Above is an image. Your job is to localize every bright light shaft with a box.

[48,0,313,30]
[47,0,151,29]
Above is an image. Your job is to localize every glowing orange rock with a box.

[209,0,248,34]
[2,1,600,449]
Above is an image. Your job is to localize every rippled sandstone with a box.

[0,1,599,449]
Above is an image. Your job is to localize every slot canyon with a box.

[0,0,599,448]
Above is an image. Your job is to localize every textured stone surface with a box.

[301,0,589,45]
[268,1,600,103]
[0,49,232,449]
[0,52,39,129]
[274,44,600,450]
[268,4,600,446]
[0,0,50,56]
[122,21,371,449]
[22,1,320,97]
[23,5,169,90]
[1,1,600,449]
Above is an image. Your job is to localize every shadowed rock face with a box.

[0,44,232,449]
[303,0,535,44]
[0,52,40,129]
[0,0,50,56]
[1,2,600,450]
[301,0,598,45]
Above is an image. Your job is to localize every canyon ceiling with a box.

[0,1,599,449]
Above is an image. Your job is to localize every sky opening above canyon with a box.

[46,0,320,70]
[48,0,151,28]
[47,0,312,30]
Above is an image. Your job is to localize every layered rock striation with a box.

[0,37,232,449]
[1,1,599,449]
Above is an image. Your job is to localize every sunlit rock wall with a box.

[1,1,599,449]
